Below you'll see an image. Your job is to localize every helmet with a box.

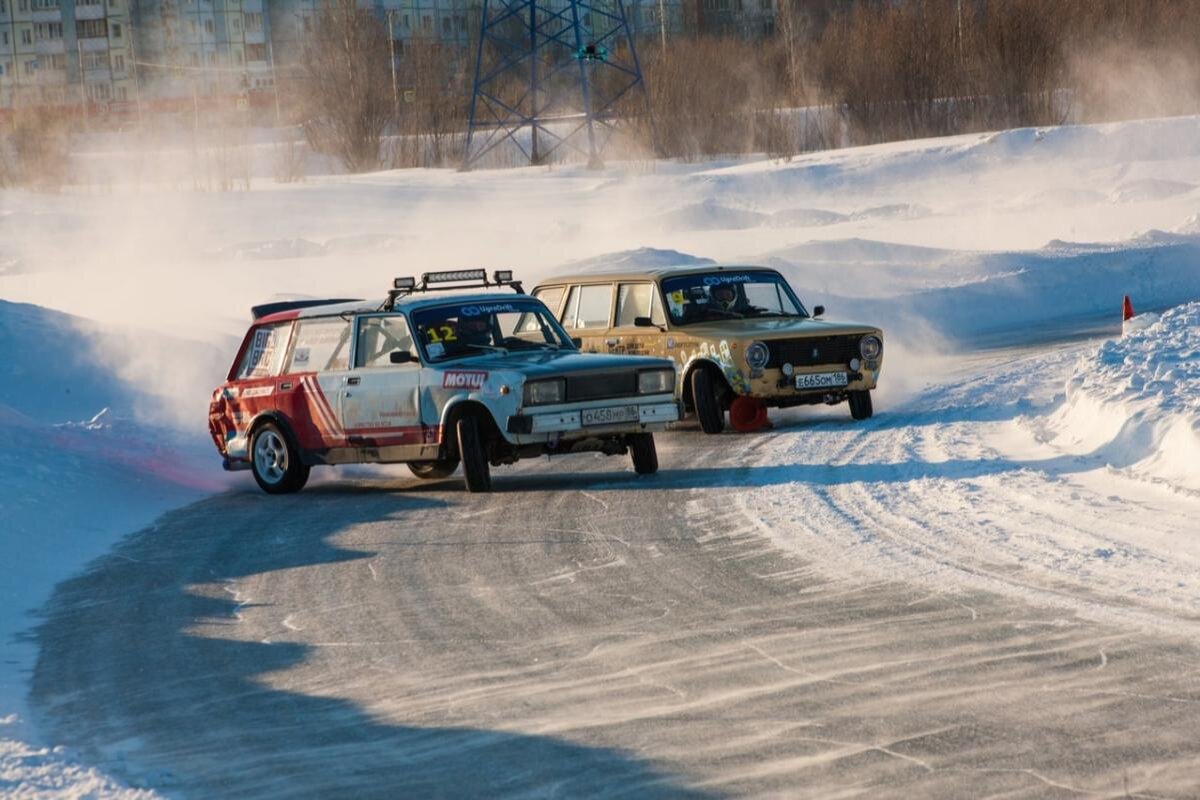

[712,285,736,307]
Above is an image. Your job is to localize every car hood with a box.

[676,317,880,339]
[438,350,673,378]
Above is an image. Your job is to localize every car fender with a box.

[232,410,304,462]
[679,354,741,400]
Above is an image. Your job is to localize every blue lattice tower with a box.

[462,0,649,169]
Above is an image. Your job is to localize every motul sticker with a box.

[241,386,274,398]
[442,371,488,389]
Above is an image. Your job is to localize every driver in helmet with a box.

[457,316,494,349]
[710,283,745,313]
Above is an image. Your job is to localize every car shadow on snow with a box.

[30,489,711,799]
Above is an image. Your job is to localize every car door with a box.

[278,316,354,450]
[607,282,667,357]
[338,313,424,453]
[559,282,614,353]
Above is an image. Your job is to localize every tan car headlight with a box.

[524,378,565,405]
[638,368,675,394]
[859,335,883,360]
[745,341,770,370]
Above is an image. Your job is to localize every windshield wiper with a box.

[466,343,509,354]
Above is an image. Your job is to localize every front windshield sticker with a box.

[427,342,445,359]
[702,274,754,285]
[460,303,518,316]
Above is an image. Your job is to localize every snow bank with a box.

[1049,302,1200,492]
[0,301,218,794]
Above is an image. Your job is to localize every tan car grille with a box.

[767,335,862,368]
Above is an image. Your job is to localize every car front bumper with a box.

[505,397,680,442]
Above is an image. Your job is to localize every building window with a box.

[301,15,312,33]
[76,18,108,38]
[116,85,127,100]
[245,12,262,31]
[87,82,111,101]
[111,52,125,72]
[24,59,36,76]
[232,16,241,32]
[0,1,6,14]
[35,22,64,40]
[204,18,213,34]
[82,50,105,69]
[245,42,265,61]
[441,16,450,33]
[234,48,242,63]
[422,14,431,31]
[1,32,7,46]
[21,28,31,45]
[111,22,121,38]
[17,0,28,12]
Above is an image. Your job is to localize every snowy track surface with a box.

[31,345,1200,798]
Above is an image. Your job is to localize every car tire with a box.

[691,368,725,434]
[456,415,492,493]
[251,421,310,494]
[628,432,658,475]
[407,459,460,480]
[849,390,874,421]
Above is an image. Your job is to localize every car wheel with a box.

[628,432,658,475]
[691,368,725,434]
[456,415,492,493]
[849,390,874,421]
[251,421,310,494]
[407,459,460,480]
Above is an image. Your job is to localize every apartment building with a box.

[0,0,135,109]
[132,0,273,100]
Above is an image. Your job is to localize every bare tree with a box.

[300,0,394,172]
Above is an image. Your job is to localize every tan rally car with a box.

[532,266,883,433]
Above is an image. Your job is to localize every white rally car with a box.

[208,270,681,493]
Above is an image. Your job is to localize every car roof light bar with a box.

[383,269,525,310]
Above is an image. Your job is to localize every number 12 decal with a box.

[426,325,458,343]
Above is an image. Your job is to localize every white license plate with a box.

[795,372,849,390]
[582,405,639,426]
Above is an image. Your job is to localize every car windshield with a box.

[411,299,575,363]
[661,271,807,326]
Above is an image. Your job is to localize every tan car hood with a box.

[676,317,879,340]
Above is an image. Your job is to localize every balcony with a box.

[74,4,105,20]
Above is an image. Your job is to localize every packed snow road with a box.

[31,341,1200,798]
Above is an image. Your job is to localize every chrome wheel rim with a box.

[253,430,288,484]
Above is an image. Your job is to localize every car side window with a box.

[563,283,612,329]
[286,318,352,373]
[237,322,291,379]
[615,283,665,327]
[355,315,415,368]
[532,286,564,318]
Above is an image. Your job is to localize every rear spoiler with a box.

[250,298,364,321]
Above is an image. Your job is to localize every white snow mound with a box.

[1050,303,1200,492]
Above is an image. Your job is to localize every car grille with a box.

[767,335,862,368]
[566,371,639,402]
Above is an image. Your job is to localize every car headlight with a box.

[523,378,565,405]
[859,335,883,360]
[638,368,675,395]
[745,341,770,370]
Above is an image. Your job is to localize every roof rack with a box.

[383,269,523,310]
[251,298,364,320]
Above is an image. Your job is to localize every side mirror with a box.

[570,337,583,349]
[389,350,415,364]
[633,316,656,328]
[812,305,825,318]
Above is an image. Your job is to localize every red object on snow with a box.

[729,396,769,432]
[1123,295,1135,322]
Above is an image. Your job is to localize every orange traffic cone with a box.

[1123,295,1135,322]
